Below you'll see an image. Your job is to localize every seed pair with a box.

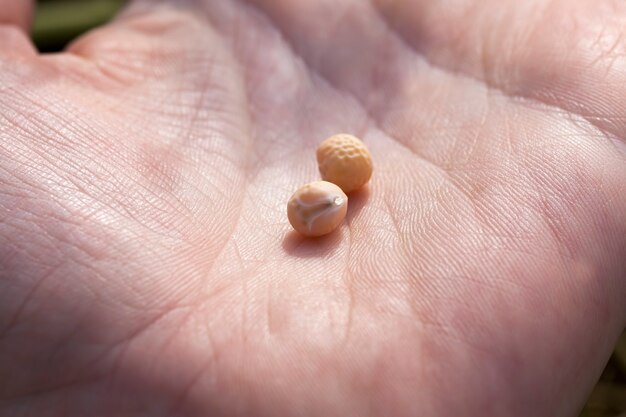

[287,134,373,237]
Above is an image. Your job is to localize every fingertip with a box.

[0,0,34,33]
[0,1,36,58]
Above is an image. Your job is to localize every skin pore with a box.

[0,0,625,416]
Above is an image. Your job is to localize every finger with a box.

[0,0,34,54]
[0,0,32,32]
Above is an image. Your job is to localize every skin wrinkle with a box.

[524,137,606,249]
[234,2,520,306]
[66,18,250,213]
[257,0,623,168]
[185,0,604,410]
[195,0,367,365]
[372,0,626,152]
[0,0,624,416]
[1,7,251,412]
[167,355,216,417]
[238,0,590,272]
[67,10,204,85]
[339,212,356,350]
[2,309,97,400]
[1,372,106,404]
[0,98,200,237]
[0,261,62,340]
[104,313,173,399]
[81,305,189,378]
[454,166,578,268]
[2,78,115,152]
[108,308,209,414]
[586,27,625,78]
[6,208,106,272]
[238,0,620,276]
[163,22,251,303]
[97,9,251,273]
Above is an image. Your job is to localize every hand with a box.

[1,1,624,416]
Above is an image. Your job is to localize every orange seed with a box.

[287,181,348,237]
[316,134,373,193]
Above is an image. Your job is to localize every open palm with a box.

[1,0,625,416]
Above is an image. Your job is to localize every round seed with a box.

[316,134,373,193]
[287,181,348,237]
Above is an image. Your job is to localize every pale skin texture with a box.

[0,0,625,416]
[287,181,348,237]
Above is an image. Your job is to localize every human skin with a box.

[0,0,625,416]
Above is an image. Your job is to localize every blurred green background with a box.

[31,0,626,415]
[33,0,125,51]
